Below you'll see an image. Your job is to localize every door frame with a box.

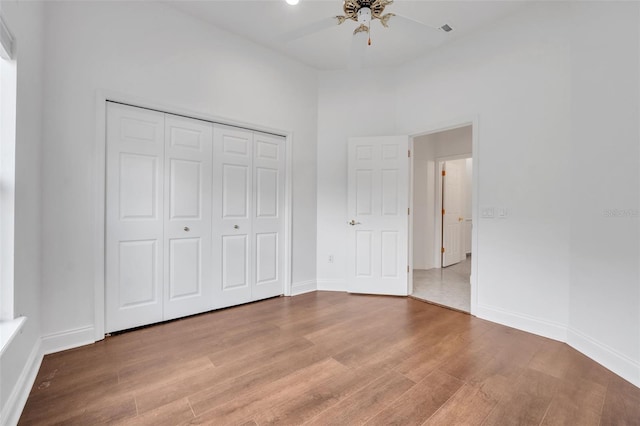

[93,91,293,341]
[408,117,479,315]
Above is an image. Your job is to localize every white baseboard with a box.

[1,338,42,426]
[316,279,346,292]
[41,325,95,355]
[291,280,317,296]
[567,327,640,388]
[475,303,567,342]
[476,304,640,388]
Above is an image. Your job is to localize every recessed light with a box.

[286,0,299,5]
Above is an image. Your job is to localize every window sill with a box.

[0,316,26,357]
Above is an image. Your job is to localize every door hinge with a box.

[442,170,446,176]
[408,208,410,215]
[441,247,445,253]
[407,265,410,273]
[442,209,445,215]
[408,150,411,158]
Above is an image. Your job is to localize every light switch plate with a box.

[481,207,495,218]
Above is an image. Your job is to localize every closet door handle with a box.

[184,226,190,232]
[234,225,239,229]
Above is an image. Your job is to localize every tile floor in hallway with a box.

[412,254,471,313]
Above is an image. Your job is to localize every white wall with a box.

[317,1,640,386]
[40,1,318,342]
[395,2,572,339]
[412,140,435,270]
[0,0,44,423]
[567,2,640,385]
[316,69,397,290]
[432,126,473,159]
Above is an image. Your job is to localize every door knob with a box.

[234,225,239,229]
[184,226,190,232]
[458,217,464,222]
[348,220,361,226]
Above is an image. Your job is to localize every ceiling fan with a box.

[284,0,451,68]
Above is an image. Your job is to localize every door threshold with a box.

[408,295,470,315]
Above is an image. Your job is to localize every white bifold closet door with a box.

[163,114,213,321]
[106,102,285,333]
[106,103,214,332]
[212,125,286,308]
[106,104,165,332]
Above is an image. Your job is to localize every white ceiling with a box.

[166,1,530,70]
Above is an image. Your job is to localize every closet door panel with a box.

[106,103,165,333]
[222,235,249,289]
[252,132,286,300]
[256,167,278,217]
[164,114,213,320]
[170,159,202,219]
[168,238,201,298]
[213,125,253,308]
[256,232,278,284]
[222,164,249,218]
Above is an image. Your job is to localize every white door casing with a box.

[163,114,214,320]
[106,103,165,332]
[347,136,409,296]
[442,159,466,267]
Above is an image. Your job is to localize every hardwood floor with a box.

[19,292,640,425]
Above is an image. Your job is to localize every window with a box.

[0,11,17,330]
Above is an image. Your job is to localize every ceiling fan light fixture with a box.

[357,7,372,25]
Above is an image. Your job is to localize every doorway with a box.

[410,125,473,313]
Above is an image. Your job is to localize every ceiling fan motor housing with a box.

[343,0,393,22]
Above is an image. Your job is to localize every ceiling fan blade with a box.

[282,16,342,42]
[385,14,446,45]
[347,30,368,70]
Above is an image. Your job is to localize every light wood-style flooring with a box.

[19,292,640,425]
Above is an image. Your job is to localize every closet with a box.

[105,102,285,333]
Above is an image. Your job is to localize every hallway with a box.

[412,255,471,313]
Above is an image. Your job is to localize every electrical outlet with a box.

[328,255,334,263]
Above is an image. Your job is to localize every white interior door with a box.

[251,132,286,300]
[106,103,165,333]
[163,114,213,320]
[442,160,466,267]
[212,125,253,308]
[347,136,409,295]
